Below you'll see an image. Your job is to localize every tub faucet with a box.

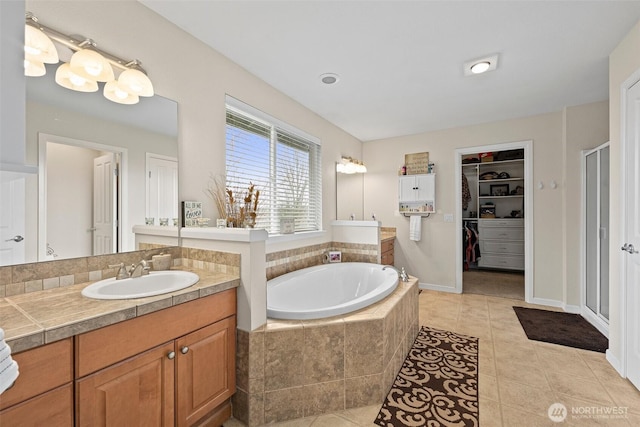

[382,265,409,282]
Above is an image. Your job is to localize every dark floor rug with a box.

[375,326,479,427]
[513,306,608,353]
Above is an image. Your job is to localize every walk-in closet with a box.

[461,148,526,299]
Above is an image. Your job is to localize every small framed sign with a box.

[404,152,429,175]
[181,201,202,227]
[280,217,295,234]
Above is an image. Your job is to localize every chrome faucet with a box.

[382,265,409,282]
[108,260,151,280]
[129,260,151,278]
[108,263,129,280]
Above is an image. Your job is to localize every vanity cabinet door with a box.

[0,383,73,426]
[176,316,236,427]
[76,341,175,427]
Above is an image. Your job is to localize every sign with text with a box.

[405,152,429,175]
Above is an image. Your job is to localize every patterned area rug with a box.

[375,326,479,427]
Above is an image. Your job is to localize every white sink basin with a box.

[82,271,200,300]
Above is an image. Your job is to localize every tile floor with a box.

[224,290,640,427]
[463,270,525,300]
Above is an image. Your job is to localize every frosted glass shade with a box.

[24,58,46,77]
[118,68,154,97]
[104,80,139,104]
[55,63,98,92]
[69,49,114,82]
[24,25,59,64]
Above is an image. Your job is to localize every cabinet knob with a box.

[181,346,189,354]
[167,351,176,360]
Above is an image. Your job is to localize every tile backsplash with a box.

[0,246,239,297]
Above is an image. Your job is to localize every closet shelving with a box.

[463,158,525,219]
[462,156,525,271]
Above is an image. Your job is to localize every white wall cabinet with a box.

[398,174,435,213]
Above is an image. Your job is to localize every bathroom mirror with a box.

[336,169,364,220]
[2,64,179,266]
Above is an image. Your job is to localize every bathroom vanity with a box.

[0,269,238,427]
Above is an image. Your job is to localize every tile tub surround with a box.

[266,241,378,280]
[0,247,241,353]
[0,246,239,297]
[232,277,419,426]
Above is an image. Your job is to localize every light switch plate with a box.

[444,213,454,223]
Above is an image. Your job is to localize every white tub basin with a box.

[82,271,200,300]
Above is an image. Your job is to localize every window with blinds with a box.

[225,101,322,234]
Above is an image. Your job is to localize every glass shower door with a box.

[584,143,609,328]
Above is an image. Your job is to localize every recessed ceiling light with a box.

[463,54,499,76]
[470,61,491,74]
[320,73,340,85]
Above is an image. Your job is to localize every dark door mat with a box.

[513,306,608,353]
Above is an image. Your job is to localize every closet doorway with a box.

[455,141,533,300]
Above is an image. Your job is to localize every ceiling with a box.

[141,0,640,142]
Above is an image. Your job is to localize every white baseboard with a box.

[529,297,564,308]
[419,282,461,294]
[562,304,581,314]
[606,350,624,376]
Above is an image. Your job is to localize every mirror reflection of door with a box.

[39,136,122,261]
[0,172,26,266]
[146,153,178,223]
[93,153,118,255]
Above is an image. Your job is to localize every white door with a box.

[624,80,640,389]
[0,172,26,266]
[146,154,178,221]
[93,153,117,255]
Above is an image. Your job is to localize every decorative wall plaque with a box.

[404,152,429,175]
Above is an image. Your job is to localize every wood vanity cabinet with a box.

[75,289,236,427]
[381,239,395,265]
[0,338,74,426]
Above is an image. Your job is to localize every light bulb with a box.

[115,87,129,100]
[470,61,491,74]
[69,73,86,86]
[24,58,45,77]
[24,45,41,56]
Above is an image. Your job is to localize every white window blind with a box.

[225,102,321,234]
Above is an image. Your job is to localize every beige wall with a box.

[26,0,362,234]
[363,102,607,305]
[563,101,610,306]
[608,19,640,367]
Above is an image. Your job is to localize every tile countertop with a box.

[381,231,396,242]
[0,267,239,353]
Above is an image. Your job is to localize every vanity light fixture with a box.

[55,63,99,92]
[336,156,367,174]
[24,12,154,104]
[463,54,499,76]
[24,18,58,76]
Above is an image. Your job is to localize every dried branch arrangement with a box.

[204,173,227,220]
[205,174,260,228]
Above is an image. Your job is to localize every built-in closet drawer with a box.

[478,219,524,228]
[478,254,524,270]
[480,240,524,255]
[479,226,524,241]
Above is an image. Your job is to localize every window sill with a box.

[266,230,327,245]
